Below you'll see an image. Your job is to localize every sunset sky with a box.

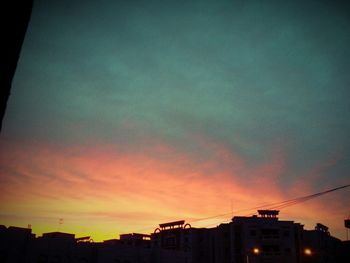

[1,0,350,241]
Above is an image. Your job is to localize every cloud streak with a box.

[1,135,348,240]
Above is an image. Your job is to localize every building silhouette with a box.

[0,210,349,263]
[229,210,303,263]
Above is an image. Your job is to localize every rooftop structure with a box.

[75,236,91,243]
[154,220,191,233]
[258,209,279,218]
[159,220,185,230]
[345,219,350,229]
[315,223,329,234]
[41,232,75,239]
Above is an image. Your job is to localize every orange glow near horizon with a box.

[0,138,348,241]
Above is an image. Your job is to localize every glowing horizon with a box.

[0,138,348,241]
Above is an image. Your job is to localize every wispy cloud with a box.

[1,136,347,240]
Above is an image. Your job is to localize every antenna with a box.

[230,199,234,218]
[58,218,63,232]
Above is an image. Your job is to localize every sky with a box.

[0,0,350,241]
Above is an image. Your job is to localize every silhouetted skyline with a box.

[1,210,350,263]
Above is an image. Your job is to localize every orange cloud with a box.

[0,137,348,241]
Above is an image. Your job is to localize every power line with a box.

[187,184,350,225]
[264,184,350,210]
[121,184,350,235]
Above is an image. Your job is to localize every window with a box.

[261,229,280,239]
[165,236,176,247]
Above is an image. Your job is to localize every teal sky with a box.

[1,0,350,239]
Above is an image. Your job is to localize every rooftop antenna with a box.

[58,218,63,232]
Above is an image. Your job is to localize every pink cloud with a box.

[0,137,348,240]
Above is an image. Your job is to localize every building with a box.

[0,225,35,262]
[151,220,213,263]
[119,233,151,248]
[230,210,303,263]
[301,223,341,263]
[0,211,348,263]
[27,231,76,263]
[97,233,152,263]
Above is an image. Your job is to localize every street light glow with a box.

[253,248,260,254]
[304,248,312,256]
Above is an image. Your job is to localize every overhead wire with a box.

[120,184,350,235]
[187,184,350,225]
